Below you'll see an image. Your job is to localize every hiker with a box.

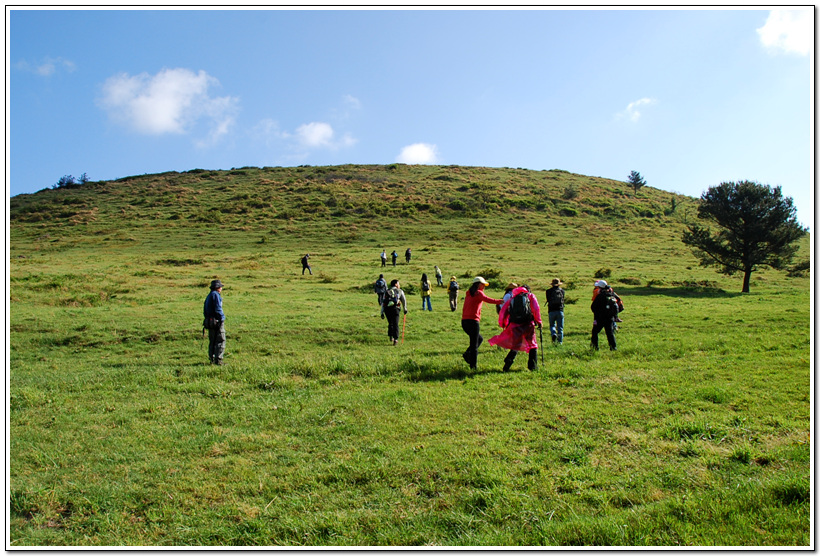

[203,279,226,365]
[448,276,460,312]
[546,278,566,344]
[301,253,312,275]
[380,250,387,267]
[434,266,443,287]
[420,273,432,311]
[592,279,623,323]
[374,273,387,306]
[381,279,408,346]
[489,285,543,371]
[405,248,412,263]
[391,250,398,267]
[498,282,518,315]
[590,280,620,351]
[461,277,503,369]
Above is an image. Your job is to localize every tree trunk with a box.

[742,268,752,293]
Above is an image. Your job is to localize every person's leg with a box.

[590,321,603,350]
[549,311,558,341]
[462,320,480,368]
[211,323,226,364]
[503,350,517,371]
[527,348,538,370]
[556,311,564,344]
[604,321,617,350]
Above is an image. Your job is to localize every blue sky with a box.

[8,7,813,227]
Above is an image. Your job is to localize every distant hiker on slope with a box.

[420,273,432,311]
[203,279,226,365]
[301,253,312,275]
[590,280,621,351]
[546,278,566,344]
[489,285,542,371]
[461,277,503,370]
[434,266,443,287]
[381,279,408,346]
[448,276,460,312]
[374,273,387,306]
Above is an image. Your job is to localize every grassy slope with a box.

[9,165,811,546]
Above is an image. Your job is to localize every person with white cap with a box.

[460,276,503,369]
[590,279,622,351]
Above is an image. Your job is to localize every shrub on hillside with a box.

[593,268,611,279]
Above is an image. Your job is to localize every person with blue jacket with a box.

[204,279,226,365]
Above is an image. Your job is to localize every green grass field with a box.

[9,165,811,546]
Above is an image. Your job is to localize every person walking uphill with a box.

[301,253,312,275]
[590,280,620,351]
[546,278,565,344]
[203,279,226,365]
[381,279,408,346]
[448,276,460,312]
[489,285,543,371]
[420,273,432,311]
[461,277,503,369]
[374,274,387,306]
[391,250,398,267]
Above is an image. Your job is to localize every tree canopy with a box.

[682,180,806,292]
[627,171,646,195]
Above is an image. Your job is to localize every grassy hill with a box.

[9,165,811,546]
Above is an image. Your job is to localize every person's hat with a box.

[552,278,562,286]
[450,276,457,281]
[473,276,489,285]
[506,282,519,291]
[594,280,608,288]
[210,279,224,290]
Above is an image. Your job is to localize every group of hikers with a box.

[203,252,624,369]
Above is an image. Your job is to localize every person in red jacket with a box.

[461,276,503,369]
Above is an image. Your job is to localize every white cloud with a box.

[616,98,658,122]
[396,143,439,164]
[292,121,356,150]
[98,68,238,143]
[17,56,76,76]
[296,122,334,147]
[757,9,812,56]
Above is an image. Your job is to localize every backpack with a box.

[422,281,430,292]
[384,287,400,309]
[546,287,564,309]
[374,278,386,293]
[599,288,620,318]
[508,291,533,324]
[449,281,459,292]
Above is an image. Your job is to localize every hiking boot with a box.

[552,335,557,343]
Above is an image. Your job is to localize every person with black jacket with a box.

[546,278,565,344]
[381,279,408,346]
[590,280,619,351]
[203,279,226,365]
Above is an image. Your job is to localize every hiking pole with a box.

[539,325,544,366]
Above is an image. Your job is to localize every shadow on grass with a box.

[613,285,743,299]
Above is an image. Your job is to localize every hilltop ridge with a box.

[10,164,693,234]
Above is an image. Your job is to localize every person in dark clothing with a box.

[590,280,618,351]
[391,250,398,266]
[405,248,412,263]
[380,279,408,345]
[301,253,312,275]
[380,250,387,267]
[203,279,226,365]
[546,278,565,344]
[374,274,387,306]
